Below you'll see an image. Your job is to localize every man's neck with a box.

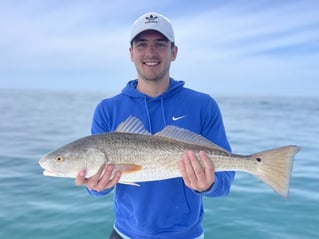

[136,78,170,98]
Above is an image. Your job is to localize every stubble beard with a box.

[137,63,170,83]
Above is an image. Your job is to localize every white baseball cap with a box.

[130,12,175,43]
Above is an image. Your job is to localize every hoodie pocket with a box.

[159,178,202,231]
[114,178,202,233]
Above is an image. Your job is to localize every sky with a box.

[0,0,318,97]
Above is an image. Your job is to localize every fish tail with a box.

[252,145,300,199]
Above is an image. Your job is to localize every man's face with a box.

[130,30,177,83]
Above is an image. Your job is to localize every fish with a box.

[39,116,300,198]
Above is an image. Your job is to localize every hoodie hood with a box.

[121,78,185,133]
[121,78,185,100]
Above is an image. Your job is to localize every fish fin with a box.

[114,163,142,186]
[113,163,142,174]
[252,145,300,199]
[119,181,140,186]
[115,116,151,135]
[155,126,228,152]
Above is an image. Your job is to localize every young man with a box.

[76,12,235,239]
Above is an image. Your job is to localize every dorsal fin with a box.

[155,126,228,152]
[115,116,151,135]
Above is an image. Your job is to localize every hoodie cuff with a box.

[86,187,113,197]
[202,175,219,196]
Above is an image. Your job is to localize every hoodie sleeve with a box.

[200,97,235,197]
[91,100,111,134]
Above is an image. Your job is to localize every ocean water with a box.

[0,89,318,239]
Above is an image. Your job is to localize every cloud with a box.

[0,0,318,96]
[175,1,319,59]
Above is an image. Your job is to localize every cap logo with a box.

[145,14,158,24]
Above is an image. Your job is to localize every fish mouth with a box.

[42,169,60,177]
[41,166,64,177]
[39,157,62,177]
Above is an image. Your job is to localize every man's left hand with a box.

[178,150,215,192]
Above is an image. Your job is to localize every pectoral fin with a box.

[113,163,142,174]
[114,163,142,187]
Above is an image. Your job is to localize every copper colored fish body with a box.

[39,116,300,198]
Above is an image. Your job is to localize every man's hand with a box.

[75,163,121,192]
[178,150,215,192]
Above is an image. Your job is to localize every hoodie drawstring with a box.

[160,97,167,126]
[143,96,167,134]
[143,96,153,133]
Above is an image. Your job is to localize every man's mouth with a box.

[144,61,160,66]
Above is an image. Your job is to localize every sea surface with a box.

[0,89,318,239]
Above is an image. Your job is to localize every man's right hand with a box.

[75,163,121,192]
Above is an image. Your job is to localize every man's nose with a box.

[145,45,157,56]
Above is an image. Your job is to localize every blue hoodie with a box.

[88,79,234,239]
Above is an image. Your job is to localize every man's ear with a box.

[171,45,178,61]
[129,47,134,62]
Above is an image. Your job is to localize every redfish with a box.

[39,116,300,198]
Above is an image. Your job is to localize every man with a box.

[76,12,235,239]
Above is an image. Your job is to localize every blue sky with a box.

[0,0,318,97]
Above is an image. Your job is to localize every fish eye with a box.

[55,156,64,162]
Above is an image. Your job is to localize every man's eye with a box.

[137,43,147,48]
[156,43,167,48]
